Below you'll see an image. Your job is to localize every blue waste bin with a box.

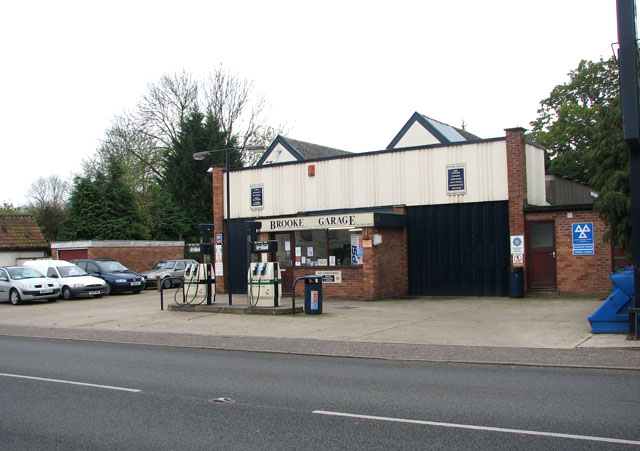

[589,266,635,333]
[508,266,524,298]
[304,277,323,314]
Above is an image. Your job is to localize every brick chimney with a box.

[505,127,527,239]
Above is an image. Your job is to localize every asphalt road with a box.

[2,336,640,450]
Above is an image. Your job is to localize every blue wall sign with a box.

[572,222,594,255]
[447,164,466,195]
[250,185,263,209]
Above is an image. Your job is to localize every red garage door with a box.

[58,249,88,260]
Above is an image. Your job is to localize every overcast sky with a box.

[0,0,620,206]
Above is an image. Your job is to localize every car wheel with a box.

[9,289,21,305]
[62,286,73,300]
[162,278,172,289]
[105,283,113,296]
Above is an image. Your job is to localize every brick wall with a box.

[369,226,408,298]
[86,246,184,273]
[525,209,612,296]
[293,266,365,299]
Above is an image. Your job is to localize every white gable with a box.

[261,142,299,165]
[390,120,440,148]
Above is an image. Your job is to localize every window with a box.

[295,230,327,266]
[329,229,353,266]
[293,229,363,267]
[86,262,99,274]
[531,223,554,248]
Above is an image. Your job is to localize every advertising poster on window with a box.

[351,234,363,265]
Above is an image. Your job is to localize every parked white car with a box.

[0,266,60,305]
[23,260,107,300]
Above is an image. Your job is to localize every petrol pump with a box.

[183,262,215,304]
[246,222,282,307]
[180,224,216,305]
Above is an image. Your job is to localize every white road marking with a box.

[0,372,141,393]
[312,410,640,446]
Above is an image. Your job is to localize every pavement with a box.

[1,289,640,369]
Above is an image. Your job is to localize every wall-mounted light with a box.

[308,165,315,177]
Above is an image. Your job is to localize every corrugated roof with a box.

[283,137,351,159]
[421,115,480,142]
[0,215,48,249]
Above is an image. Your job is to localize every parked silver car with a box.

[0,266,61,305]
[140,259,198,289]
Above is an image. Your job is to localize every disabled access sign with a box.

[572,222,594,255]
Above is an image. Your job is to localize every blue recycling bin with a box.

[589,266,635,333]
[508,266,524,298]
[304,277,323,314]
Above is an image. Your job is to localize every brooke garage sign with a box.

[258,213,376,232]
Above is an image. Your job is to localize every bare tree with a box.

[202,65,285,162]
[26,175,71,241]
[101,116,163,180]
[137,70,199,148]
[27,175,70,210]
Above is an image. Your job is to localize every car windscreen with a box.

[97,261,130,272]
[8,267,45,280]
[58,265,89,277]
[154,261,176,269]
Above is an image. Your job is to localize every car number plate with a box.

[130,281,141,286]
[40,289,53,294]
[88,291,101,295]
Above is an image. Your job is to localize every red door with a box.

[274,233,294,294]
[58,249,89,261]
[526,221,557,289]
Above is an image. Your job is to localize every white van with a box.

[23,260,108,300]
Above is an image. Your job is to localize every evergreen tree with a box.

[146,185,190,240]
[60,158,149,240]
[160,110,235,242]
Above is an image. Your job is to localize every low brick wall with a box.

[52,241,185,273]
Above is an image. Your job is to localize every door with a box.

[58,249,88,260]
[407,202,510,296]
[526,220,557,289]
[274,232,294,294]
[0,268,9,300]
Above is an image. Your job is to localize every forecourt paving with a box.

[1,289,640,369]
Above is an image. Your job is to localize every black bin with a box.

[508,266,524,298]
[304,277,323,314]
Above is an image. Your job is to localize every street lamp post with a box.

[193,145,264,305]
